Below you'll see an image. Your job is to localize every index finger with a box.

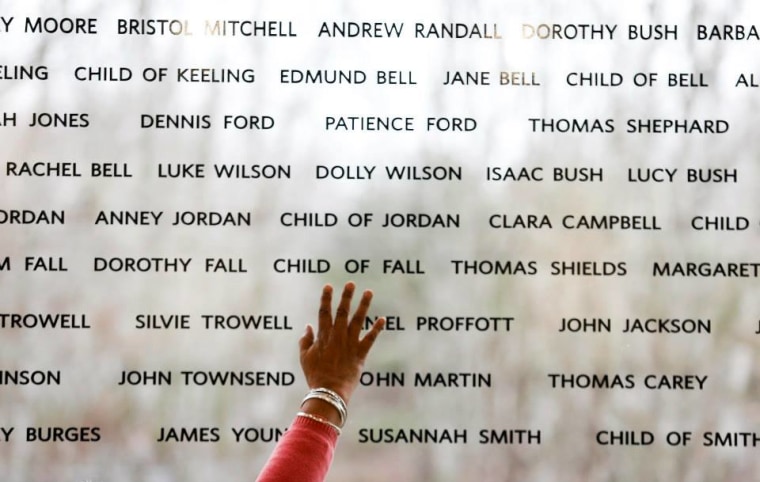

[357,316,385,360]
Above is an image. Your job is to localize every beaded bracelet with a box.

[297,411,342,435]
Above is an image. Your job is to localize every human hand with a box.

[299,282,385,406]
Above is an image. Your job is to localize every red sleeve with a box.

[256,416,339,482]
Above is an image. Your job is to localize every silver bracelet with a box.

[297,411,342,435]
[301,392,347,427]
[311,388,348,414]
[309,388,348,424]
